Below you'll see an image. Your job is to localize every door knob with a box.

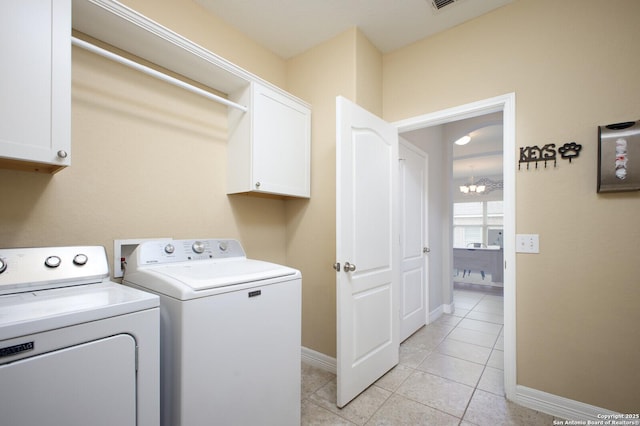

[423,247,431,253]
[333,262,341,272]
[344,262,356,272]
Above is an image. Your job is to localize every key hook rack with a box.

[518,142,582,170]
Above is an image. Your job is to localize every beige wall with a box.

[384,0,640,412]
[355,30,383,117]
[285,28,383,356]
[0,0,289,270]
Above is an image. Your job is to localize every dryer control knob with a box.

[73,254,88,266]
[218,241,228,252]
[45,256,62,268]
[192,241,205,254]
[164,244,175,254]
[0,258,7,274]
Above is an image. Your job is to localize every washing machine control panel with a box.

[135,239,246,265]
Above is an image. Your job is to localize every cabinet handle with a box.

[57,150,68,159]
[255,182,261,188]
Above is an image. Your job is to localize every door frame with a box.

[392,93,516,399]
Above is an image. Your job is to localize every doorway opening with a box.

[393,93,516,399]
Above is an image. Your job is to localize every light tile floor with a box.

[301,286,556,425]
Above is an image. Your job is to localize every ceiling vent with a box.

[431,0,457,11]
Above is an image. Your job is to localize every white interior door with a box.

[336,96,399,408]
[399,141,428,341]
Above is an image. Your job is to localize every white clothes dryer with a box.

[0,246,160,426]
[123,239,301,426]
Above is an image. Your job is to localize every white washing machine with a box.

[123,239,301,426]
[0,246,160,426]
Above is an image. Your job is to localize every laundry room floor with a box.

[301,287,558,425]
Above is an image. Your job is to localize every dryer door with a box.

[0,334,136,426]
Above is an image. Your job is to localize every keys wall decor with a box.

[518,142,582,170]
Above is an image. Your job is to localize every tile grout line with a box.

[361,383,397,426]
[456,291,504,425]
[301,288,505,425]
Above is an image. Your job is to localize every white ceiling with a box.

[402,112,504,180]
[452,124,503,180]
[196,0,514,59]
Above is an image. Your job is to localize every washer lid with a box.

[149,258,297,291]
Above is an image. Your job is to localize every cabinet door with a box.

[0,0,70,173]
[252,83,310,197]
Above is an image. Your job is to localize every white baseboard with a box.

[301,346,336,374]
[429,305,443,323]
[515,385,619,421]
[443,302,454,314]
[429,302,455,323]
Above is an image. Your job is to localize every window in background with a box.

[453,201,503,247]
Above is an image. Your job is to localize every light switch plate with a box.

[516,234,539,253]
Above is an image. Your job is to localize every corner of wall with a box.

[354,29,383,117]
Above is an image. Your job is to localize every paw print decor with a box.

[519,142,582,170]
[558,142,582,163]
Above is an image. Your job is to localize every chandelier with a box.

[459,178,485,194]
[459,177,503,194]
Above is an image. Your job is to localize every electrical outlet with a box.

[113,238,171,278]
[516,234,539,253]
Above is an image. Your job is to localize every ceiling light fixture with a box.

[454,135,471,146]
[460,175,486,194]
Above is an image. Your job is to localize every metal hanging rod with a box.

[71,36,248,112]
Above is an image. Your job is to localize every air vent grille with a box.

[432,0,456,10]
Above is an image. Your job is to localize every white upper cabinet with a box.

[228,83,311,198]
[0,0,71,173]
